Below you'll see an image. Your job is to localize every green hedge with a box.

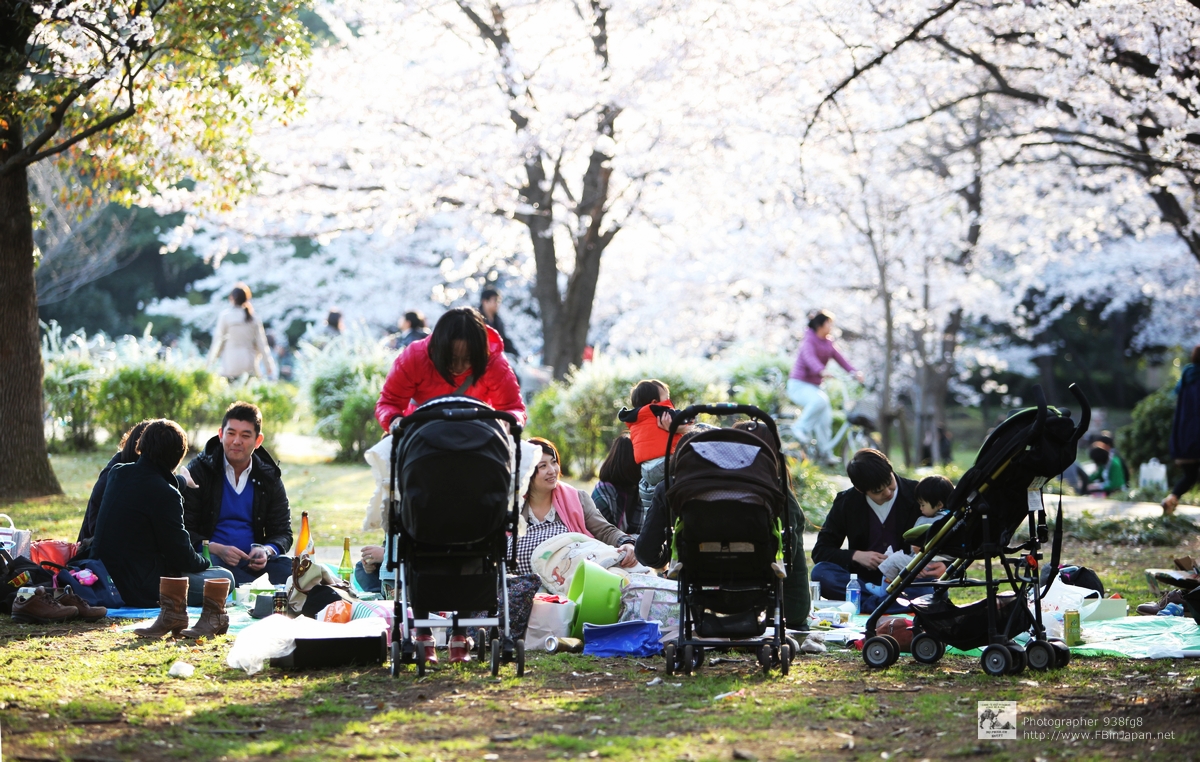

[96,364,210,441]
[43,360,103,452]
[1118,380,1176,487]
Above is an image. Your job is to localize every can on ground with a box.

[1063,609,1081,646]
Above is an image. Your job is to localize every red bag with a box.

[30,540,78,568]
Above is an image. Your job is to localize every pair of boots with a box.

[134,577,229,639]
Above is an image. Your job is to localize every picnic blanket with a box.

[823,615,1200,659]
[109,605,259,635]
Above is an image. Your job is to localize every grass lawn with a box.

[1,455,1198,761]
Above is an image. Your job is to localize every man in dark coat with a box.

[182,401,294,585]
[92,420,225,607]
[810,449,945,611]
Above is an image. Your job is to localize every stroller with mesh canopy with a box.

[660,404,795,676]
[385,397,525,677]
[861,384,1090,676]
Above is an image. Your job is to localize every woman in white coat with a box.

[208,284,276,379]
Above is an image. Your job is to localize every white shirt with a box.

[867,490,897,526]
[524,504,560,526]
[224,456,251,495]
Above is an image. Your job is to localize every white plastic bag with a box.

[225,614,388,674]
[529,533,651,595]
[1139,458,1168,491]
[1033,582,1101,639]
[0,514,32,559]
[525,599,576,650]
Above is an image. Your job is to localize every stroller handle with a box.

[664,403,785,487]
[1067,383,1091,440]
[1029,384,1049,440]
[395,406,523,437]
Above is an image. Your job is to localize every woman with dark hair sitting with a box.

[591,434,644,535]
[92,420,234,638]
[77,419,153,544]
[374,306,527,665]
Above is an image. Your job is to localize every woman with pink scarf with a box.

[512,438,637,576]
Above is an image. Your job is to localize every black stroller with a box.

[861,384,1090,676]
[661,404,794,676]
[385,397,525,677]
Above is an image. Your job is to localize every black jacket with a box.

[183,437,293,554]
[810,476,921,584]
[92,457,210,607]
[78,452,122,542]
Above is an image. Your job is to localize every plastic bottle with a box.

[201,540,211,562]
[846,573,861,614]
[338,537,353,582]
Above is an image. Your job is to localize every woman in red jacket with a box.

[375,307,527,432]
[374,306,526,664]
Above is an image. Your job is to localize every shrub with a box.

[725,352,792,416]
[96,364,204,438]
[525,354,726,478]
[1118,381,1176,483]
[295,328,392,461]
[43,359,102,451]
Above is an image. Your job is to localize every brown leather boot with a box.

[179,578,230,639]
[133,577,189,638]
[52,586,107,622]
[12,587,78,624]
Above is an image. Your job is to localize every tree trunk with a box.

[0,118,62,499]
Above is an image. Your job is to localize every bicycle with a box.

[776,371,880,467]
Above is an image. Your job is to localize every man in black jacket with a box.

[810,449,945,610]
[181,401,294,585]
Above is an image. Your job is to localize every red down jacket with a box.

[375,324,527,431]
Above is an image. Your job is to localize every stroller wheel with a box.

[911,633,944,665]
[786,634,802,655]
[390,640,401,678]
[757,644,773,675]
[476,628,489,662]
[692,646,705,671]
[779,643,791,676]
[515,639,525,678]
[862,636,898,669]
[416,645,427,678]
[682,645,696,676]
[980,644,1012,677]
[664,643,678,676]
[1025,641,1055,671]
[1006,644,1027,675]
[1049,639,1071,669]
[490,638,501,677]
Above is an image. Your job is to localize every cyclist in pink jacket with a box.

[787,310,863,464]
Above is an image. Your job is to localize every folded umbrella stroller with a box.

[861,384,1090,676]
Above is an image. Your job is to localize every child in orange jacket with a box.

[617,379,693,526]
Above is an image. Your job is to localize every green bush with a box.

[726,352,791,416]
[294,328,392,461]
[43,360,102,451]
[1118,382,1176,484]
[525,355,726,478]
[96,364,205,440]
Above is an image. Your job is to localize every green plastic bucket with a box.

[567,560,625,638]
